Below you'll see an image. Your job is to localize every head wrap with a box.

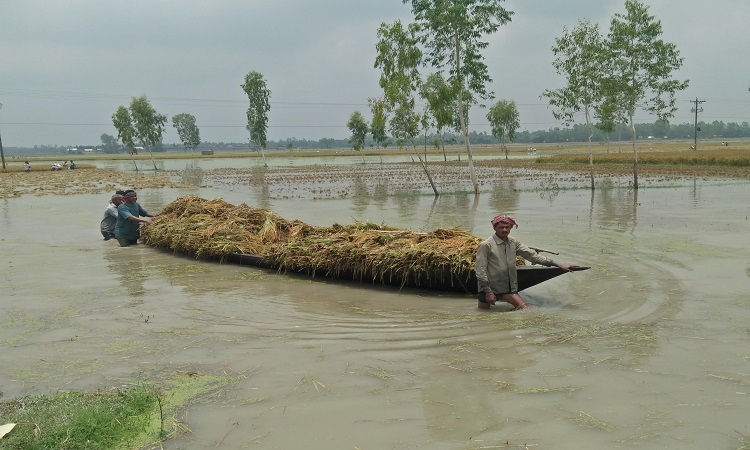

[491,214,518,228]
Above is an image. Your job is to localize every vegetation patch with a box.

[0,372,231,449]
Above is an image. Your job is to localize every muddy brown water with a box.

[1,166,750,449]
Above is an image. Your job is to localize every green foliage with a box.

[419,72,454,139]
[374,21,422,148]
[406,0,513,101]
[368,98,389,148]
[111,105,136,153]
[171,113,201,151]
[390,101,421,147]
[130,96,168,149]
[603,0,689,188]
[99,133,120,153]
[346,111,369,151]
[543,19,605,135]
[241,71,271,149]
[112,96,167,156]
[486,99,519,156]
[603,0,689,124]
[401,0,514,194]
[374,20,422,107]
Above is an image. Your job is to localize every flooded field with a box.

[1,159,749,449]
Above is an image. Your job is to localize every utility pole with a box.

[691,97,705,151]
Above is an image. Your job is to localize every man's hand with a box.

[557,263,574,272]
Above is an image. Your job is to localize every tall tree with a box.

[543,19,605,190]
[241,71,271,166]
[486,100,519,159]
[171,113,201,152]
[375,20,438,196]
[368,98,389,149]
[124,95,167,171]
[603,0,688,189]
[347,111,369,162]
[406,0,514,194]
[112,105,139,170]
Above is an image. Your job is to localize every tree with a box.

[375,20,438,195]
[171,113,201,152]
[241,70,271,166]
[419,72,454,161]
[406,0,514,194]
[130,95,167,170]
[100,133,120,153]
[486,100,519,159]
[347,111,369,162]
[112,105,139,170]
[112,96,166,171]
[319,137,335,149]
[543,19,605,190]
[602,0,689,189]
[368,98,389,149]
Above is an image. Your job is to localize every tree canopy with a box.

[403,0,514,194]
[241,71,271,149]
[486,99,519,159]
[347,111,369,154]
[602,0,689,188]
[171,113,201,152]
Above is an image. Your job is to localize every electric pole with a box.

[691,98,705,151]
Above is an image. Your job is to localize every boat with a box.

[143,196,589,295]
[226,252,589,294]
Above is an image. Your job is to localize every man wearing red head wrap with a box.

[476,214,573,310]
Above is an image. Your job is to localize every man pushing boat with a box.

[476,214,574,311]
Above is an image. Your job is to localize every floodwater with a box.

[1,164,750,449]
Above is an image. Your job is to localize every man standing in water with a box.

[100,193,123,240]
[115,190,156,247]
[476,214,573,310]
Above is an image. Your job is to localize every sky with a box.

[1,0,749,148]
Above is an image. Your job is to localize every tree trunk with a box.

[440,131,446,161]
[146,145,158,171]
[130,148,139,172]
[0,130,6,169]
[585,110,595,191]
[413,145,439,196]
[630,114,638,189]
[455,31,479,195]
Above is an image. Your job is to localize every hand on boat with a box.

[557,263,575,272]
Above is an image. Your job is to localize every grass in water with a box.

[0,386,155,449]
[0,372,230,449]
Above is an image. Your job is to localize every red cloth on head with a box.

[491,214,518,228]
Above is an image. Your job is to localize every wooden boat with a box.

[143,197,589,295]
[226,252,589,294]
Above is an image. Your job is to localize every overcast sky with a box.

[1,0,748,148]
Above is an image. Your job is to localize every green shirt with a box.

[115,202,149,240]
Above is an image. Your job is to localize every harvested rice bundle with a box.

[142,196,525,285]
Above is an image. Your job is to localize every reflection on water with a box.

[103,247,148,303]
